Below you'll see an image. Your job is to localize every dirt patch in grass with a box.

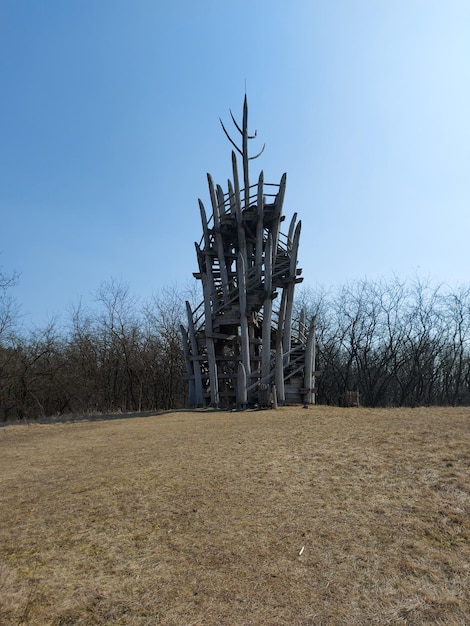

[0,406,468,625]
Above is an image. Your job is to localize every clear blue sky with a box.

[1,1,469,327]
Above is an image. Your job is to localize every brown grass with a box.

[0,406,468,625]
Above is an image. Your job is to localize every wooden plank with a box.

[205,332,238,340]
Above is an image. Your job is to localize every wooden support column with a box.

[242,94,250,211]
[287,211,298,250]
[283,220,301,364]
[261,234,273,381]
[201,271,219,407]
[237,252,251,395]
[237,362,247,410]
[207,174,230,304]
[185,300,203,407]
[271,173,287,263]
[216,184,226,217]
[232,151,248,270]
[282,294,294,366]
[198,201,217,310]
[299,306,307,342]
[227,179,237,215]
[275,288,287,404]
[303,318,316,405]
[180,325,195,408]
[312,316,317,405]
[276,173,287,213]
[255,171,264,281]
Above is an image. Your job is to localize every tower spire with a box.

[219,96,265,209]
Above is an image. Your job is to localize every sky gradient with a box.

[1,1,469,327]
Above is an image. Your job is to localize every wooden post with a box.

[303,319,316,405]
[216,184,226,217]
[287,212,298,250]
[232,151,248,271]
[237,362,247,410]
[185,300,203,407]
[242,94,250,211]
[261,234,273,381]
[207,174,230,305]
[198,201,217,310]
[275,290,287,404]
[200,271,219,408]
[276,173,287,215]
[312,316,317,405]
[271,384,278,409]
[237,252,251,395]
[271,173,286,263]
[283,220,301,364]
[180,325,195,408]
[255,170,264,282]
[299,306,307,342]
[227,179,237,215]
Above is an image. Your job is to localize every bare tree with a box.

[143,285,186,410]
[0,266,19,342]
[93,278,143,412]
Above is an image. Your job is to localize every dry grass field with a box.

[0,406,468,625]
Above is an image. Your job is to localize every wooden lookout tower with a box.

[181,97,317,409]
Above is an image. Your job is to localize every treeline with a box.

[301,277,470,407]
[1,273,470,421]
[0,279,190,422]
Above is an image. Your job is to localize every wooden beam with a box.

[242,94,250,211]
[232,151,248,273]
[299,306,307,343]
[227,179,237,215]
[198,201,217,310]
[200,270,219,407]
[207,174,230,304]
[179,324,195,408]
[261,234,273,381]
[185,301,204,407]
[270,173,286,263]
[287,212,298,249]
[303,320,316,405]
[236,362,247,410]
[237,251,251,397]
[283,220,301,364]
[255,170,264,282]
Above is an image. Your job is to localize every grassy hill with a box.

[0,406,468,625]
